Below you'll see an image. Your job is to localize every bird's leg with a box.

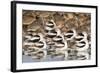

[64,51,68,60]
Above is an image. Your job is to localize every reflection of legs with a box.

[31,50,47,60]
[64,51,68,60]
[42,50,47,60]
[23,47,37,56]
[47,45,56,57]
[67,49,78,60]
[77,51,89,60]
[52,49,68,60]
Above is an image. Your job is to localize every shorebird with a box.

[54,40,68,60]
[46,30,57,38]
[45,20,57,38]
[53,35,63,42]
[52,29,68,60]
[23,34,40,48]
[75,40,89,51]
[64,29,77,41]
[37,33,47,48]
[30,33,47,60]
[29,34,40,42]
[75,32,87,42]
[75,32,89,51]
[44,20,58,55]
[45,20,56,32]
[46,20,56,27]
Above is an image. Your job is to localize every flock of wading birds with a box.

[23,20,91,61]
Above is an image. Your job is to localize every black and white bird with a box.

[45,20,55,32]
[45,20,57,38]
[75,32,87,42]
[44,20,59,56]
[31,33,47,60]
[23,32,47,58]
[46,30,57,38]
[52,29,68,60]
[38,33,47,49]
[29,33,40,42]
[64,29,76,41]
[23,30,40,45]
[23,34,40,47]
[75,32,89,51]
[53,35,63,42]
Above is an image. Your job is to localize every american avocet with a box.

[29,34,40,42]
[64,29,77,41]
[45,20,56,32]
[75,32,89,51]
[52,29,68,60]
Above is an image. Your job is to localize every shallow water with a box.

[22,55,64,63]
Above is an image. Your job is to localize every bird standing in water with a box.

[64,29,77,41]
[30,33,47,60]
[52,28,68,60]
[75,32,89,51]
[75,32,89,60]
